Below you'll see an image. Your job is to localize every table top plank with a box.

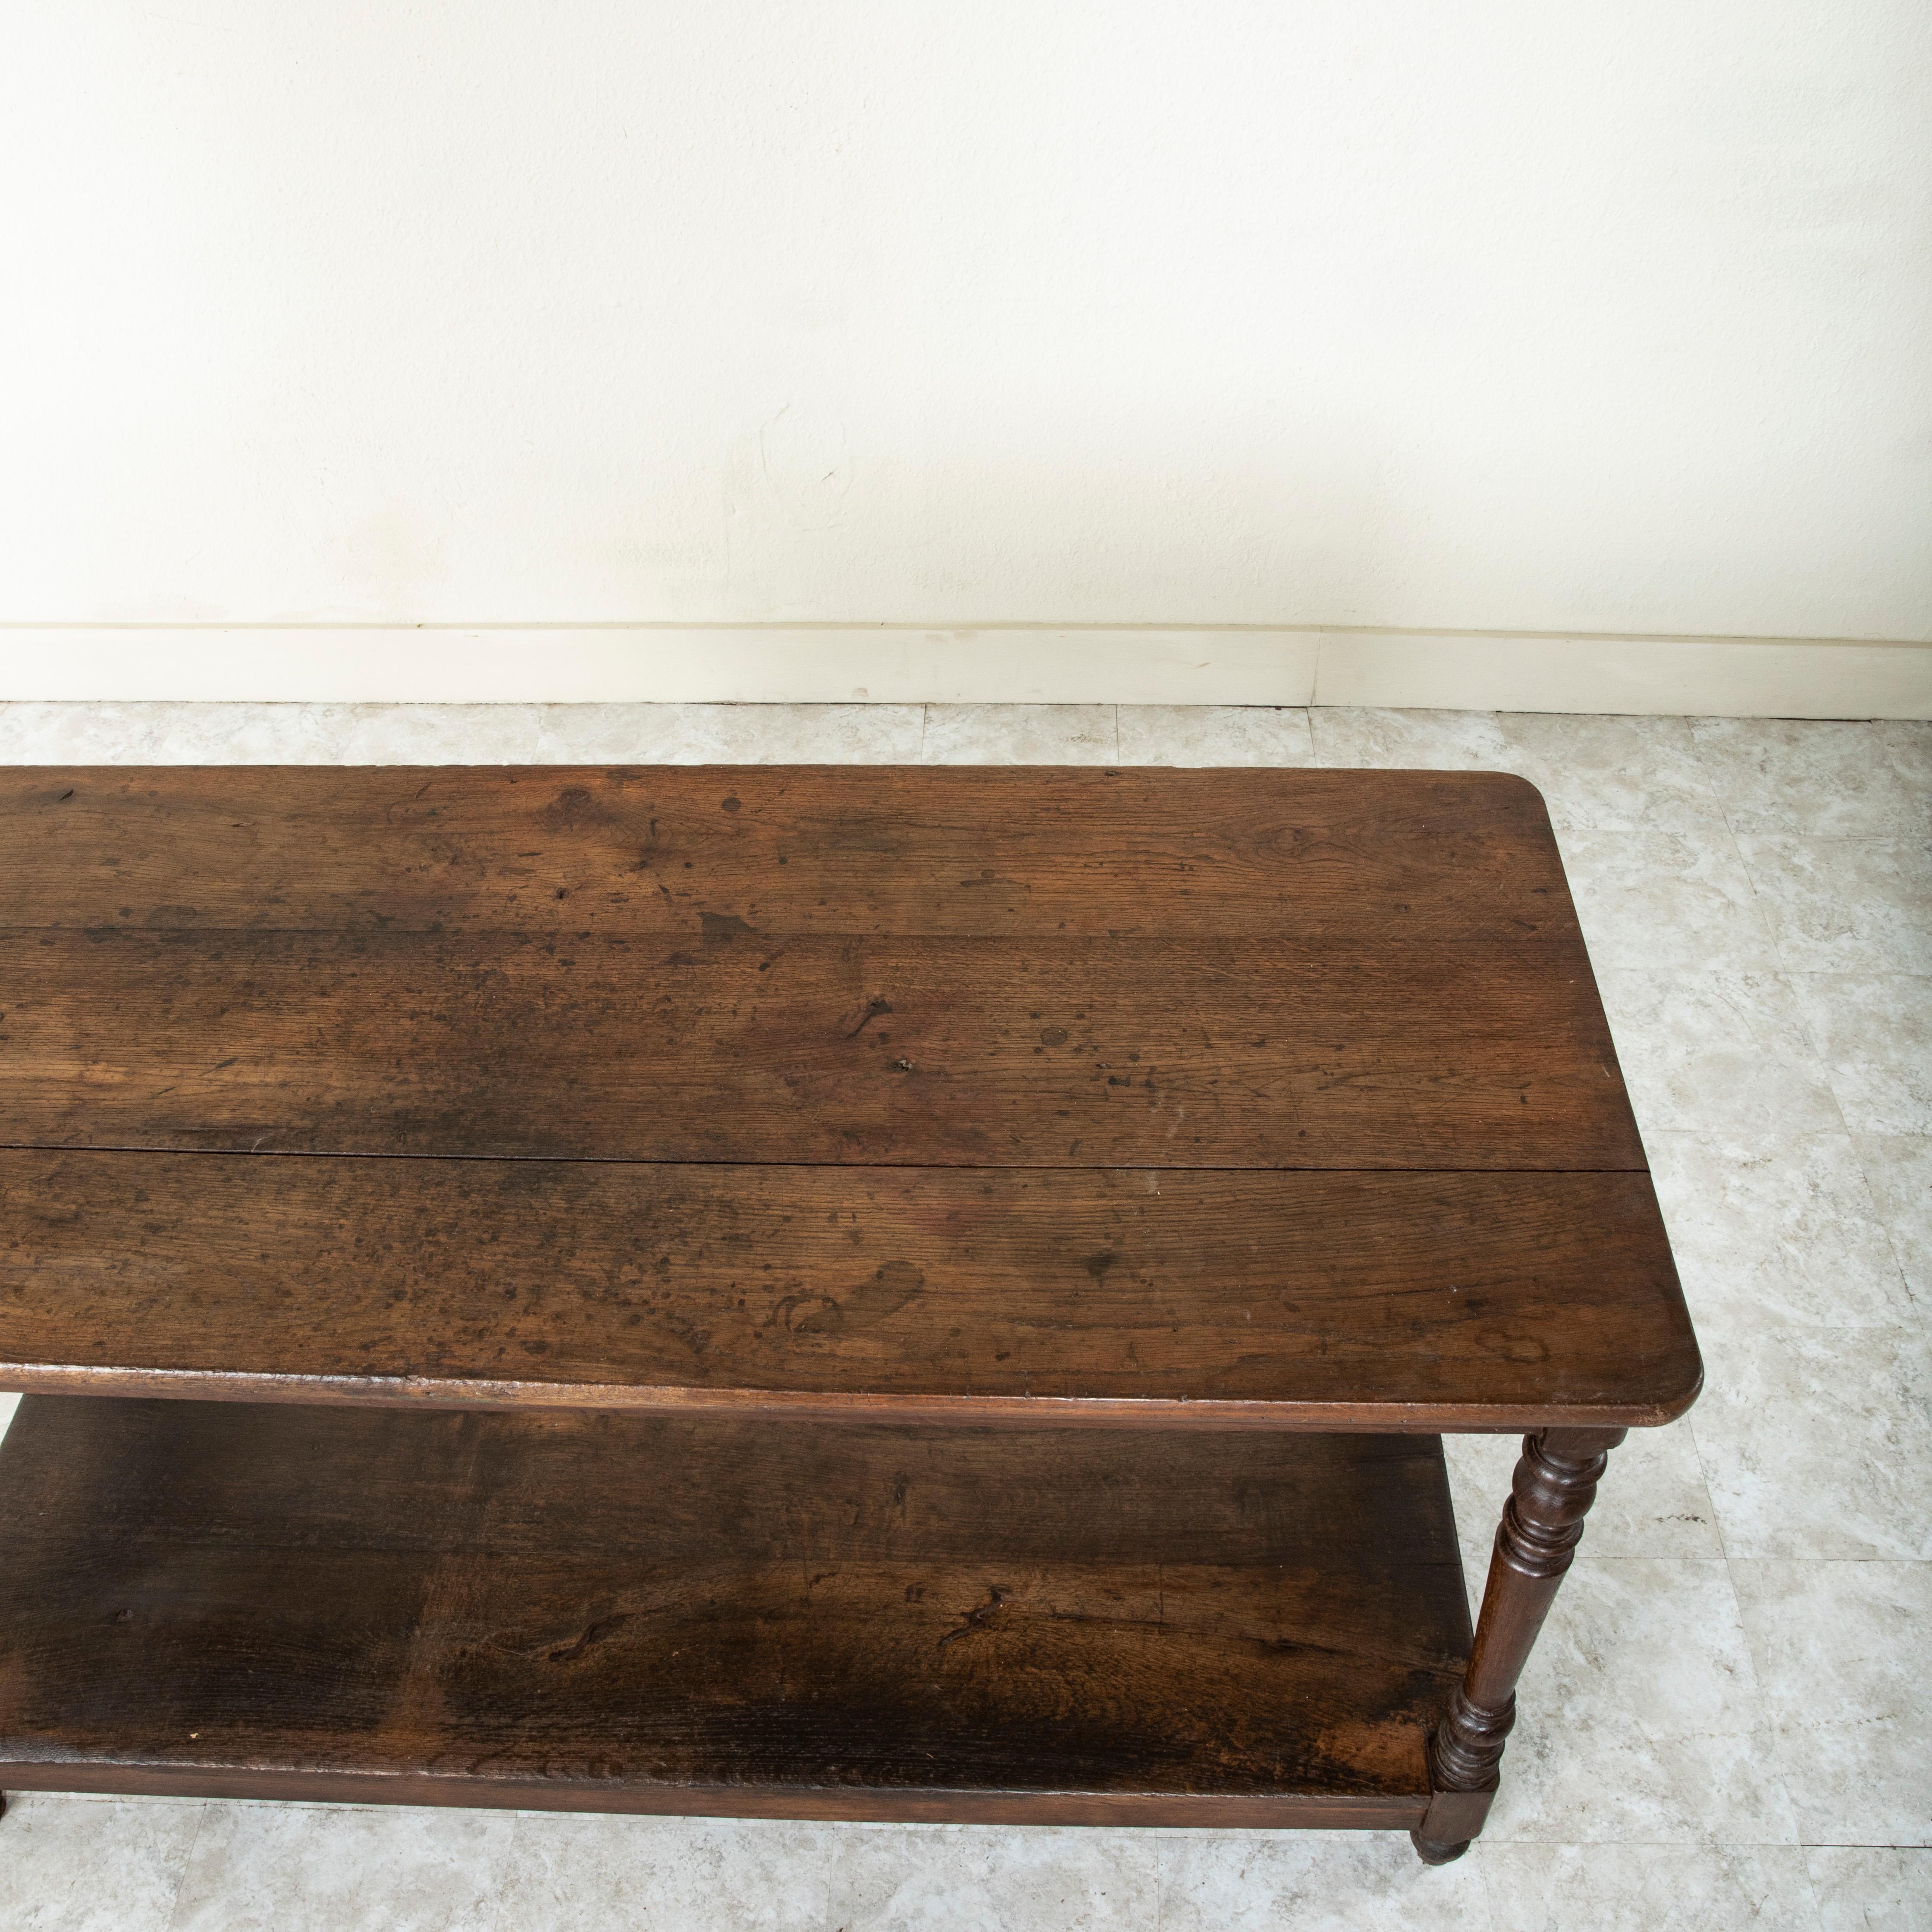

[0,765,1581,941]
[0,1150,1699,1427]
[0,764,1693,1426]
[0,928,1640,1169]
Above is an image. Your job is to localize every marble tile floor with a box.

[0,701,1925,1932]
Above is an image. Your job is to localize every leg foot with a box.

[1410,1828,1470,1865]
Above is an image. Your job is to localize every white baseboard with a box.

[1309,631,1932,718]
[2,625,1927,717]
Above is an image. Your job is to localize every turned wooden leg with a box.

[1411,1425,1626,1864]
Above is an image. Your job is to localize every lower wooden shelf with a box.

[0,1398,1471,1828]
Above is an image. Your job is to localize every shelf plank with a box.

[0,764,1580,941]
[0,1151,1700,1427]
[0,1397,1470,1825]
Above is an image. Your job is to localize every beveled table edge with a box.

[0,1358,1704,1431]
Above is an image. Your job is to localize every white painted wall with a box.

[1,3,1929,699]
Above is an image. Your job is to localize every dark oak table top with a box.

[0,765,1699,1429]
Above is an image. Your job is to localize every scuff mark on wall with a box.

[759,404,853,531]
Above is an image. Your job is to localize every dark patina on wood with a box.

[0,1151,1694,1427]
[0,765,1698,1852]
[0,1397,1470,1826]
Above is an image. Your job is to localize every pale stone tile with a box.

[0,1792,206,1931]
[1491,713,1728,833]
[0,701,360,763]
[1885,719,1932,803]
[1310,709,1727,833]
[1690,1326,1932,1559]
[1690,716,1932,837]
[1647,1132,1915,1330]
[1738,836,1932,975]
[0,1389,20,1440]
[1855,1134,1932,1304]
[1807,1847,1932,1930]
[1156,1829,1494,1930]
[825,1823,1158,1931]
[1443,1427,1722,1572]
[335,705,543,764]
[169,1802,518,1931]
[1596,971,1843,1140]
[534,701,923,764]
[1309,706,1514,771]
[1478,1556,1796,1846]
[1789,973,1932,1135]
[920,704,1119,764]
[1733,1560,1932,1846]
[1443,1433,1510,1609]
[491,1814,831,1931]
[1114,705,1314,765]
[1481,1844,1819,1932]
[1579,1425,1725,1562]
[1553,829,1779,975]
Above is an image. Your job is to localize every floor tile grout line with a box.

[1706,1539,1817,1852]
[1716,1523,1899,1870]
[159,1799,214,1932]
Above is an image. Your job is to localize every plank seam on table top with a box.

[0,1142,1652,1173]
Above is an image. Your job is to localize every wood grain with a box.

[0,1152,1700,1426]
[0,928,1638,1168]
[0,1396,1471,1823]
[0,764,1689,1426]
[0,765,1581,941]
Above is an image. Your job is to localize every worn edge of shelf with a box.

[0,1359,1705,1430]
[0,1758,1427,1829]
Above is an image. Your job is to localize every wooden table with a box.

[0,765,1699,1863]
